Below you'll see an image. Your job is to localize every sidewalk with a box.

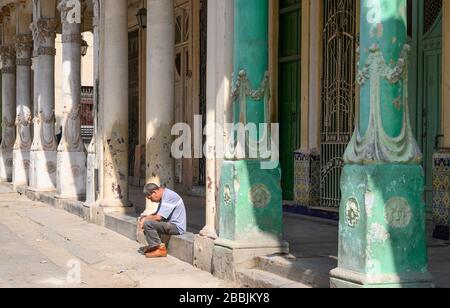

[129,185,450,288]
[4,183,449,288]
[0,185,236,288]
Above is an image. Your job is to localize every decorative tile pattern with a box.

[432,152,450,227]
[293,150,320,208]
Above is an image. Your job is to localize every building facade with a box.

[0,0,449,287]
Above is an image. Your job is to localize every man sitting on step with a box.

[139,183,187,258]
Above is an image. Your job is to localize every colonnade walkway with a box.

[129,186,450,288]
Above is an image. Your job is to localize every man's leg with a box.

[144,221,180,247]
[144,221,165,249]
[144,221,180,258]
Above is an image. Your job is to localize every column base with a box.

[56,151,87,200]
[29,150,57,192]
[0,149,13,182]
[213,238,289,281]
[219,160,283,242]
[330,268,434,288]
[333,164,433,288]
[12,150,31,187]
[199,225,218,240]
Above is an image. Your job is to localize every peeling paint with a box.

[368,223,390,243]
[365,191,375,217]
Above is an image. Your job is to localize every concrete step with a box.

[255,255,336,288]
[236,269,310,288]
[104,212,141,243]
[103,211,195,265]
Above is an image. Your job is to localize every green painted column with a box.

[330,0,434,288]
[217,0,285,248]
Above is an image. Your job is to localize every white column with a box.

[13,34,33,186]
[29,19,57,191]
[99,0,129,207]
[145,0,175,213]
[56,0,86,199]
[0,44,16,182]
[85,0,100,206]
[199,0,234,239]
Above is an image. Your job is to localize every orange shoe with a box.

[145,245,168,258]
[143,246,159,254]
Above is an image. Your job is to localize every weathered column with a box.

[12,34,33,186]
[56,0,86,199]
[330,0,434,288]
[213,0,287,281]
[0,44,16,182]
[85,0,100,207]
[29,19,58,191]
[145,0,175,212]
[99,0,129,207]
[294,0,321,209]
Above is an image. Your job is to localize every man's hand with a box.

[139,215,164,231]
[139,216,148,231]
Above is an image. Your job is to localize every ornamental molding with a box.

[1,117,16,151]
[0,44,16,67]
[344,43,422,164]
[16,58,32,66]
[248,184,271,209]
[1,67,16,74]
[38,47,57,56]
[14,112,33,151]
[15,34,33,59]
[30,19,57,54]
[62,33,82,44]
[58,106,84,153]
[231,70,270,102]
[32,111,58,152]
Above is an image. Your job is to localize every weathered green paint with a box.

[232,0,269,140]
[345,0,422,164]
[279,0,302,200]
[359,0,407,137]
[331,164,433,288]
[333,0,433,288]
[219,0,284,244]
[219,160,283,242]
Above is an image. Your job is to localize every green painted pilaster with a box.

[331,0,434,288]
[218,0,284,247]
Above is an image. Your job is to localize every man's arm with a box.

[146,214,164,222]
[139,214,164,230]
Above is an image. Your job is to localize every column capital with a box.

[0,44,16,73]
[30,18,57,56]
[15,34,33,64]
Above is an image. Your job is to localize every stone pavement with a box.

[0,185,236,288]
[2,183,449,288]
[130,185,450,288]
